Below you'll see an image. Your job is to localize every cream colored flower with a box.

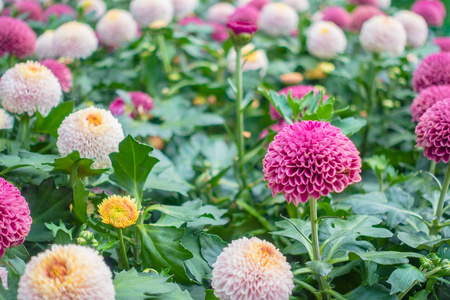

[259,3,299,36]
[172,0,198,19]
[130,0,173,27]
[35,30,56,59]
[282,0,309,12]
[96,9,138,47]
[227,44,269,75]
[53,21,98,59]
[78,0,106,19]
[307,21,347,59]
[360,16,406,56]
[394,10,428,48]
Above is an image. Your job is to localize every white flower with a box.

[130,0,173,27]
[96,9,138,47]
[376,0,391,9]
[35,30,56,59]
[394,10,428,48]
[360,15,406,56]
[206,3,235,24]
[0,61,62,116]
[53,21,98,59]
[227,44,269,75]
[0,267,7,290]
[78,0,106,19]
[282,0,309,12]
[171,0,198,19]
[0,0,4,13]
[258,3,299,36]
[0,109,13,130]
[57,106,124,169]
[307,21,347,59]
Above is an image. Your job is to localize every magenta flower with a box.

[43,4,75,22]
[13,0,43,21]
[210,22,229,42]
[247,0,270,10]
[263,121,362,205]
[178,16,204,26]
[227,20,258,36]
[0,16,36,59]
[349,5,385,31]
[348,0,378,6]
[412,0,446,27]
[322,6,351,29]
[412,52,450,92]
[411,85,450,122]
[270,85,329,120]
[228,6,260,23]
[433,37,450,52]
[39,59,73,93]
[416,98,450,163]
[0,178,32,258]
[110,91,154,118]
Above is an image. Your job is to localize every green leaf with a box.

[45,221,74,245]
[146,200,213,223]
[110,135,159,205]
[114,268,193,300]
[47,151,107,178]
[348,251,423,265]
[72,179,88,223]
[22,178,72,242]
[259,89,293,123]
[410,290,431,300]
[205,289,220,300]
[182,229,213,283]
[137,224,194,285]
[387,264,426,294]
[199,233,227,268]
[305,260,333,276]
[347,284,397,300]
[33,100,74,137]
[271,219,313,259]
[397,231,450,249]
[331,117,366,136]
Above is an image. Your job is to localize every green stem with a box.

[324,289,347,300]
[234,46,247,189]
[17,114,30,151]
[429,161,436,175]
[361,59,379,158]
[431,163,450,235]
[310,198,331,300]
[294,279,322,299]
[118,228,130,270]
[157,33,172,75]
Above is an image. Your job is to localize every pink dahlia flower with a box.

[412,52,450,92]
[416,98,450,163]
[433,37,450,52]
[212,237,294,300]
[228,6,260,23]
[227,20,258,35]
[13,0,42,21]
[410,85,450,122]
[270,85,329,120]
[411,0,446,27]
[322,6,351,29]
[109,91,154,118]
[210,22,229,42]
[0,16,36,59]
[348,0,378,6]
[263,121,362,205]
[43,4,75,22]
[349,5,385,31]
[0,178,32,258]
[39,59,73,93]
[247,0,270,10]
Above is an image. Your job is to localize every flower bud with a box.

[79,231,94,242]
[420,256,434,270]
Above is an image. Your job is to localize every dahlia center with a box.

[108,204,129,221]
[106,11,120,21]
[320,27,330,35]
[81,1,93,10]
[86,113,103,126]
[46,259,68,280]
[274,3,287,11]
[244,51,259,63]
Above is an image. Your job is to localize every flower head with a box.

[57,106,124,169]
[53,21,98,59]
[321,6,351,29]
[172,0,198,19]
[227,20,258,35]
[247,0,270,10]
[359,16,406,56]
[412,52,450,92]
[348,0,378,6]
[39,59,72,93]
[394,10,428,48]
[98,195,139,228]
[130,0,173,27]
[96,9,138,48]
[43,4,75,22]
[13,1,43,21]
[416,98,450,163]
[0,0,3,13]
[349,5,385,31]
[78,0,106,20]
[212,237,294,300]
[0,178,32,258]
[433,37,450,52]
[206,3,235,24]
[210,22,229,42]
[307,21,347,59]
[109,91,154,118]
[0,267,7,290]
[412,0,446,27]
[0,61,62,116]
[411,85,450,122]
[258,3,299,37]
[263,121,362,205]
[227,44,268,75]
[0,109,14,130]
[0,16,36,59]
[17,244,115,300]
[35,30,55,59]
[228,6,260,23]
[282,0,309,12]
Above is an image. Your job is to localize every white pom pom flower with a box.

[206,3,235,24]
[0,61,62,116]
[53,21,98,59]
[227,44,269,75]
[212,237,294,300]
[130,0,173,27]
[57,106,124,169]
[78,0,106,20]
[360,15,407,56]
[282,0,309,12]
[35,30,56,59]
[172,0,198,19]
[259,3,299,36]
[307,21,347,59]
[394,10,428,48]
[0,109,13,130]
[96,9,138,47]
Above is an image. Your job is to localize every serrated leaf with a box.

[387,264,426,294]
[348,251,423,265]
[33,101,74,137]
[109,135,159,206]
[47,151,108,178]
[45,221,74,245]
[137,224,194,285]
[305,260,333,276]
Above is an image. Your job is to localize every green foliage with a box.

[33,101,74,137]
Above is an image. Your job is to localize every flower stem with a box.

[234,46,247,189]
[157,33,172,76]
[431,163,450,235]
[118,228,130,270]
[310,198,331,300]
[17,114,30,151]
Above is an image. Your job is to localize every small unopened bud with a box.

[77,237,87,245]
[428,253,440,265]
[420,256,434,270]
[79,231,94,242]
[90,239,99,248]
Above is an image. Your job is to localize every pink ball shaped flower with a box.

[258,3,299,37]
[321,6,351,29]
[433,37,450,52]
[43,4,75,22]
[247,0,270,10]
[412,52,450,92]
[0,178,32,258]
[411,85,450,122]
[349,5,385,31]
[228,6,260,23]
[227,20,258,35]
[211,237,294,300]
[348,0,378,6]
[263,121,362,205]
[39,59,73,93]
[14,0,43,21]
[0,16,36,59]
[411,0,446,27]
[110,91,154,118]
[206,3,235,24]
[416,98,450,163]
[210,22,229,42]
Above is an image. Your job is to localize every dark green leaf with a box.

[45,221,74,245]
[199,233,227,268]
[306,260,333,276]
[47,151,107,178]
[348,251,423,265]
[72,179,88,223]
[387,264,426,294]
[271,219,313,258]
[347,284,397,300]
[33,101,74,137]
